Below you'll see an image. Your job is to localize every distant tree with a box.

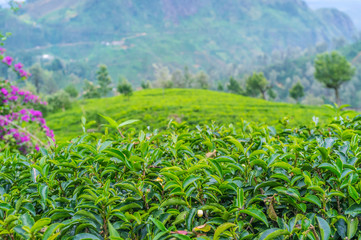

[153,64,173,88]
[29,64,44,93]
[217,82,224,91]
[65,84,79,98]
[43,77,58,94]
[315,42,328,53]
[183,66,194,88]
[195,71,209,89]
[141,80,151,89]
[268,88,277,100]
[245,72,270,100]
[172,69,185,88]
[96,64,112,97]
[46,90,71,112]
[314,51,355,105]
[227,77,243,95]
[289,81,305,103]
[48,58,64,72]
[83,80,100,99]
[117,77,133,100]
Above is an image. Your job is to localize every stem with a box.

[310,225,320,240]
[117,128,125,138]
[335,87,340,106]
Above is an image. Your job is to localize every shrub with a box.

[0,48,54,154]
[1,112,361,239]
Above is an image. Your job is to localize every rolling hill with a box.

[1,0,356,84]
[46,89,345,141]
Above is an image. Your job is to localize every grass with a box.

[46,89,347,141]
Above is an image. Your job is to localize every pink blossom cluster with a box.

[0,85,47,105]
[0,48,31,79]
[0,99,54,153]
[0,46,53,154]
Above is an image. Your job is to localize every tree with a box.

[46,90,71,112]
[217,82,224,91]
[227,77,243,95]
[183,66,194,88]
[29,64,44,93]
[314,51,355,105]
[141,80,151,89]
[289,81,305,103]
[171,69,185,88]
[96,64,112,97]
[195,71,209,89]
[65,84,79,98]
[245,72,270,100]
[117,77,133,100]
[153,64,173,88]
[83,80,100,99]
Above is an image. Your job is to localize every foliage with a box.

[1,111,361,239]
[245,72,270,100]
[0,48,53,154]
[96,64,112,97]
[227,77,243,95]
[314,51,356,105]
[28,64,44,94]
[64,84,78,98]
[3,0,356,87]
[141,80,151,90]
[45,90,72,113]
[117,77,133,100]
[45,89,342,141]
[83,80,100,99]
[289,81,305,103]
[194,71,210,89]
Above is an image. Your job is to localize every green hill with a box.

[46,89,343,141]
[2,0,356,85]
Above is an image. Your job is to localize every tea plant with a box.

[1,111,361,239]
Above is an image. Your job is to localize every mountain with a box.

[1,0,357,85]
[305,0,361,30]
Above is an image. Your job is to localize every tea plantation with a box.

[46,89,337,141]
[2,108,361,239]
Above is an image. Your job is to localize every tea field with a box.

[46,89,342,141]
[3,110,361,239]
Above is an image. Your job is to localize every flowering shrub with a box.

[0,47,54,154]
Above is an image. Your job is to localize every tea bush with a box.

[46,88,341,141]
[2,112,361,239]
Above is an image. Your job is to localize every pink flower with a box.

[35,144,40,151]
[0,48,5,55]
[14,63,23,71]
[19,109,27,115]
[21,115,30,122]
[8,95,18,101]
[19,69,30,78]
[2,56,12,66]
[1,88,8,96]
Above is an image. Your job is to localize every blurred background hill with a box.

[1,0,361,108]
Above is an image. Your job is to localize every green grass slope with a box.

[46,89,339,141]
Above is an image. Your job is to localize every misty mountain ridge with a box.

[0,0,357,84]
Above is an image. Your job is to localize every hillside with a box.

[306,0,361,29]
[46,89,343,141]
[1,0,356,85]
